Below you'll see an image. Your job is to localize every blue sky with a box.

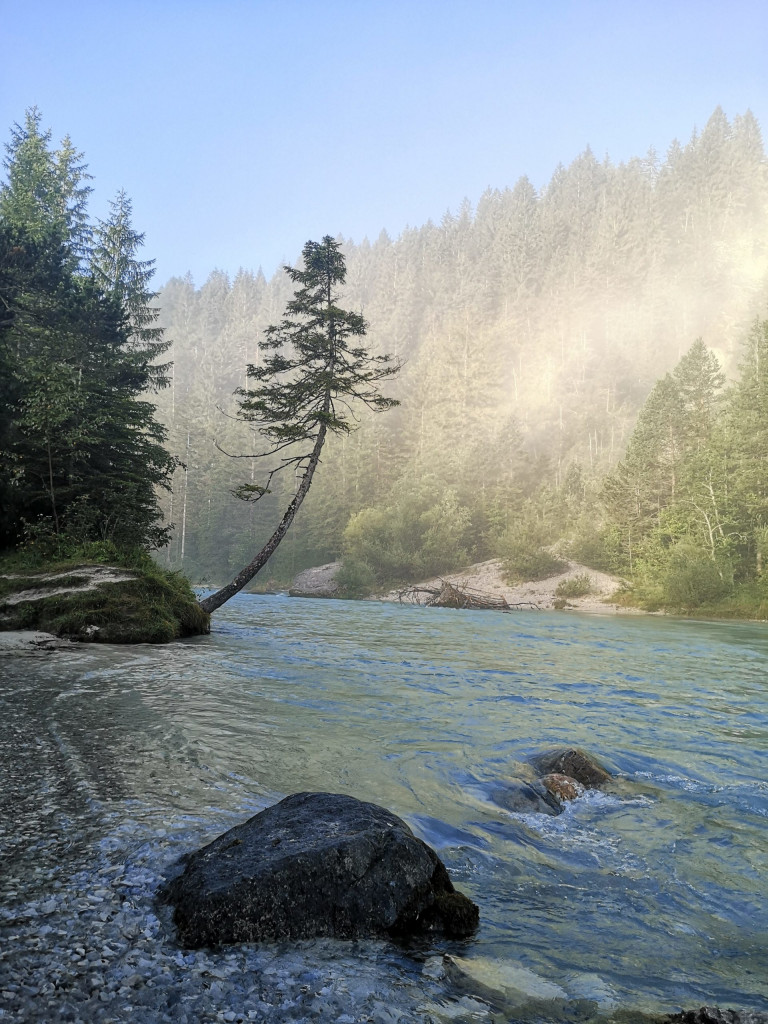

[3,0,766,285]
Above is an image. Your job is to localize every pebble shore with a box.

[0,818,487,1024]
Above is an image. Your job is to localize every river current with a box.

[1,595,767,1022]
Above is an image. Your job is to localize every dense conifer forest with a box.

[0,109,207,640]
[153,108,768,615]
[3,107,768,616]
[0,109,175,555]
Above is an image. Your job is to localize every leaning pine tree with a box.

[198,236,400,614]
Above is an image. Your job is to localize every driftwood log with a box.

[396,579,540,611]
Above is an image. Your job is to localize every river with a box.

[1,595,767,1023]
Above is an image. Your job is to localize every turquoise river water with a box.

[1,595,767,1022]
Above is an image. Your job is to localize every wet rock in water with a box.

[490,779,562,816]
[563,971,619,1010]
[667,1009,768,1024]
[289,562,341,598]
[529,747,611,788]
[540,772,585,804]
[161,792,479,947]
[443,954,569,1008]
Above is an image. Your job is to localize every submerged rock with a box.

[490,779,562,816]
[562,971,619,1010]
[529,747,612,788]
[161,792,479,947]
[540,772,586,804]
[443,953,569,1007]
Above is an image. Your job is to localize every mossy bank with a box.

[0,553,209,644]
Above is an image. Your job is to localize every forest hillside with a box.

[153,108,768,610]
[0,109,208,641]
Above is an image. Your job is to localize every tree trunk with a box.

[46,436,60,536]
[198,422,328,614]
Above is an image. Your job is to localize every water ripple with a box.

[1,595,767,1018]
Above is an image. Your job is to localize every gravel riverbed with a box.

[4,596,768,1021]
[0,816,488,1024]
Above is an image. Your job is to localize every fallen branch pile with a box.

[396,579,540,611]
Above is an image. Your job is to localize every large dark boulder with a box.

[161,792,479,947]
[667,1009,768,1024]
[529,747,611,788]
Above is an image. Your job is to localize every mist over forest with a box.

[4,21,768,1009]
[154,107,768,609]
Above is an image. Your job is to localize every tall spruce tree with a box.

[199,236,399,613]
[0,108,91,264]
[722,318,768,569]
[91,191,167,357]
[0,111,176,552]
[601,340,726,571]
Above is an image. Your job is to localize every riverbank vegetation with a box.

[600,327,768,617]
[0,110,207,640]
[0,545,209,643]
[149,108,768,618]
[4,107,768,620]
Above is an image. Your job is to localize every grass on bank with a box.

[554,572,593,599]
[0,541,209,643]
[612,577,768,620]
[501,542,568,585]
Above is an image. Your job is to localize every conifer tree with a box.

[91,191,166,351]
[722,318,768,568]
[601,340,726,570]
[0,110,176,552]
[199,236,399,613]
[0,108,91,264]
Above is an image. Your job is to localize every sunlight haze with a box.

[4,0,766,282]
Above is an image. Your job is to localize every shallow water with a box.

[1,596,767,1022]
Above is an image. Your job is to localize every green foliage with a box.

[624,537,733,612]
[90,188,169,376]
[0,107,91,262]
[720,319,768,561]
[555,573,593,598]
[341,490,473,589]
[502,544,567,583]
[692,577,768,620]
[10,524,161,569]
[598,320,768,616]
[237,235,399,468]
[335,557,377,598]
[564,519,624,573]
[660,543,733,610]
[0,110,175,556]
[199,237,401,612]
[601,339,727,573]
[498,514,567,583]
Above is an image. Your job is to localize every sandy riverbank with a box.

[380,558,633,614]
